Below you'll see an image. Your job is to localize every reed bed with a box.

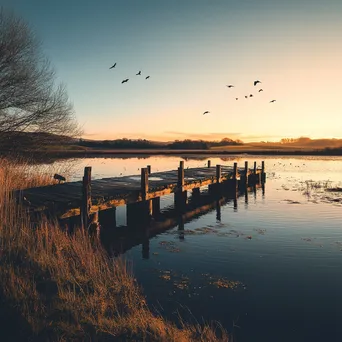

[0,158,229,341]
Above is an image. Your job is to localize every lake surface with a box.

[50,155,342,342]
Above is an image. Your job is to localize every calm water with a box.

[51,155,342,342]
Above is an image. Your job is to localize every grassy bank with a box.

[0,159,228,341]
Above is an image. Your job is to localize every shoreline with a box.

[19,148,342,158]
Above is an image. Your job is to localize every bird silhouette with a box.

[54,174,66,184]
[245,95,248,98]
[145,76,150,79]
[121,79,129,84]
[249,94,253,97]
[109,63,116,69]
[136,71,141,75]
[203,111,210,115]
[235,98,238,100]
[226,85,234,88]
[258,89,263,92]
[254,80,261,86]
[270,100,276,103]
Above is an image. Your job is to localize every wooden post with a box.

[81,167,92,230]
[147,165,151,175]
[243,161,248,185]
[233,162,237,180]
[261,161,266,182]
[141,168,149,200]
[216,165,221,183]
[179,160,184,170]
[178,166,184,191]
[254,161,257,174]
[207,160,211,168]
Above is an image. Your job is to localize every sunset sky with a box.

[3,0,342,142]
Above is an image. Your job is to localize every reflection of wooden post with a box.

[147,165,151,175]
[81,167,92,230]
[244,161,248,185]
[216,200,221,221]
[216,165,221,183]
[178,216,184,241]
[142,227,150,259]
[207,160,211,168]
[141,168,148,200]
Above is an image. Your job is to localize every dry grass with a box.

[0,158,229,341]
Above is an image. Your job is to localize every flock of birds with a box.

[109,62,150,83]
[108,63,275,116]
[203,80,277,115]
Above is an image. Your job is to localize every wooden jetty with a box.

[18,160,266,231]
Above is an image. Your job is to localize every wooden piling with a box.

[152,197,161,217]
[233,162,237,180]
[243,161,248,185]
[147,165,151,175]
[179,160,184,170]
[98,207,117,230]
[261,161,266,182]
[81,167,92,230]
[254,161,257,174]
[141,168,149,200]
[216,165,221,183]
[207,160,211,168]
[178,165,184,191]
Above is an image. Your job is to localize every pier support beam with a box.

[207,160,211,168]
[98,207,117,230]
[174,190,187,213]
[224,162,238,193]
[126,200,152,227]
[152,197,161,218]
[191,187,201,204]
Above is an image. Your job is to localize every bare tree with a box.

[0,8,81,149]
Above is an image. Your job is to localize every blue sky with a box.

[2,0,342,142]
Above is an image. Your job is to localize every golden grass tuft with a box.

[0,158,229,341]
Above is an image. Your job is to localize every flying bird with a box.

[203,111,210,115]
[121,79,129,83]
[249,94,253,97]
[109,63,116,69]
[254,80,261,86]
[226,85,234,88]
[245,96,248,99]
[270,100,276,103]
[145,76,150,79]
[258,89,263,92]
[136,71,141,75]
[235,98,238,100]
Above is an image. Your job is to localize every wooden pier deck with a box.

[17,160,265,228]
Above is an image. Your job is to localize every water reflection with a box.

[99,183,263,258]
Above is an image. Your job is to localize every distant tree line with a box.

[78,137,243,150]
